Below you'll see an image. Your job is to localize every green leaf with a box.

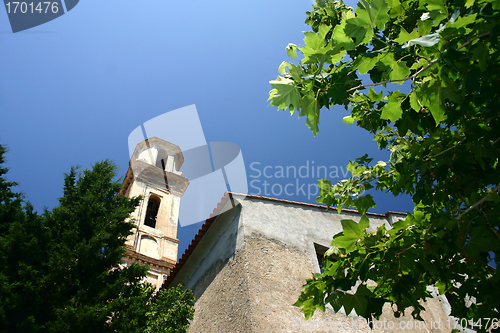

[387,0,403,17]
[417,19,433,36]
[427,0,448,25]
[420,78,446,124]
[465,0,475,8]
[368,87,383,102]
[339,293,369,316]
[301,93,321,135]
[333,232,358,253]
[303,32,325,52]
[464,225,500,263]
[362,0,390,30]
[286,43,298,60]
[302,25,331,57]
[325,244,340,257]
[426,0,447,15]
[287,63,306,84]
[330,50,347,64]
[436,281,448,295]
[471,42,489,72]
[450,13,477,29]
[381,93,403,122]
[331,19,355,51]
[345,21,372,45]
[409,91,421,112]
[389,216,412,235]
[269,78,301,113]
[397,112,420,136]
[357,54,381,74]
[389,60,411,81]
[345,0,375,46]
[343,115,355,125]
[394,26,419,44]
[278,61,288,75]
[353,195,376,216]
[344,0,389,44]
[342,218,369,239]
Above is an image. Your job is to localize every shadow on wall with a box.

[173,204,242,300]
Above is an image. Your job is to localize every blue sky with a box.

[0,0,414,257]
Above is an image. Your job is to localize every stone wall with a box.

[187,233,451,333]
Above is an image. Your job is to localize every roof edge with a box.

[161,192,408,290]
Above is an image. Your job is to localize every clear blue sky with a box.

[0,0,414,258]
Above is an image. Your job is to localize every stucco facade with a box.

[165,193,453,333]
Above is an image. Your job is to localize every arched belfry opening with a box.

[156,149,169,170]
[144,194,161,228]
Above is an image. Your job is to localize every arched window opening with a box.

[144,195,161,228]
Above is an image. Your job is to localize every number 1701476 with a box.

[5,2,59,14]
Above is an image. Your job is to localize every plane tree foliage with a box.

[269,0,500,330]
[0,145,194,333]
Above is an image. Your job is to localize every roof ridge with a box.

[160,192,407,290]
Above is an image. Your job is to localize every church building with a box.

[123,138,453,332]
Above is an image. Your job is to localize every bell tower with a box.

[119,137,189,289]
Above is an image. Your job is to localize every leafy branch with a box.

[346,58,438,93]
[426,137,466,161]
[270,0,500,327]
[456,185,500,221]
[455,31,492,51]
[346,30,493,94]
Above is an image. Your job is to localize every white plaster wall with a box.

[239,197,400,272]
[170,195,403,298]
[139,235,159,259]
[138,147,158,165]
[170,206,243,296]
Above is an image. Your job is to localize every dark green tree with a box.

[269,0,499,331]
[0,145,194,333]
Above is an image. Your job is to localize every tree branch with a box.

[456,31,492,51]
[395,242,419,256]
[346,58,439,93]
[426,137,466,161]
[457,185,500,221]
[345,31,493,94]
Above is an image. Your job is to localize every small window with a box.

[144,194,161,228]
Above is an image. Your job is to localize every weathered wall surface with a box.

[239,197,397,269]
[187,233,451,333]
[171,206,244,299]
[243,234,340,332]
[184,245,253,332]
[174,196,451,332]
